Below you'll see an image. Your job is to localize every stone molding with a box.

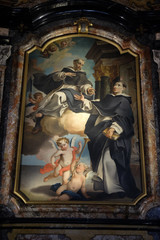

[153,50,160,87]
[0,45,11,66]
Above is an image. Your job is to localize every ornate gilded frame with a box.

[12,33,146,206]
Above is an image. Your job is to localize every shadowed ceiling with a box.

[0,0,160,40]
[0,0,160,10]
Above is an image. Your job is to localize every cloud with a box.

[36,139,57,164]
[22,109,90,160]
[41,110,90,137]
[59,110,90,136]
[22,123,51,156]
[38,48,73,72]
[41,116,68,137]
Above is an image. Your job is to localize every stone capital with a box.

[153,50,160,69]
[0,45,12,66]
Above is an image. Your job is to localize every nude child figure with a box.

[43,137,82,184]
[51,161,90,201]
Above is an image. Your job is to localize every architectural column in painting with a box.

[85,40,119,99]
[153,50,160,87]
[93,60,118,99]
[101,76,110,99]
[0,44,12,121]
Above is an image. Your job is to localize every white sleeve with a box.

[110,122,123,134]
[79,84,92,95]
[82,99,93,112]
[82,99,98,114]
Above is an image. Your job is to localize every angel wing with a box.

[70,136,77,147]
[48,139,59,150]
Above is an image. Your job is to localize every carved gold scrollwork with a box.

[74,17,93,33]
[93,62,118,82]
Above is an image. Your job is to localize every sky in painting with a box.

[23,37,96,166]
[29,37,96,88]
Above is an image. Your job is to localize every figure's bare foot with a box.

[44,174,57,182]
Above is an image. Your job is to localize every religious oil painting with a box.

[14,35,146,204]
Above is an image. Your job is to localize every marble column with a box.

[152,50,160,87]
[85,40,119,99]
[0,45,11,122]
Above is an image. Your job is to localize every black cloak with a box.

[32,67,92,94]
[84,94,140,198]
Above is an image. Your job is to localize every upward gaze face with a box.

[112,82,124,95]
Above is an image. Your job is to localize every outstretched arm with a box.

[70,159,79,173]
[87,87,95,96]
[75,142,82,154]
[74,93,85,101]
[52,71,76,81]
[79,84,95,96]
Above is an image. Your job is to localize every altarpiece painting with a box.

[14,35,146,204]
